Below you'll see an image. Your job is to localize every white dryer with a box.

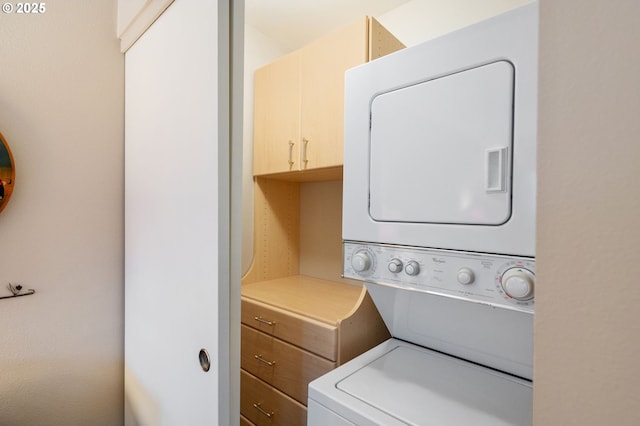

[309,3,538,425]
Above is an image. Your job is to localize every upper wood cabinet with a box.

[253,17,404,178]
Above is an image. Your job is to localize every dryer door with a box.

[369,60,514,225]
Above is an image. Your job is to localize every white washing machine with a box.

[308,244,534,425]
[309,3,537,425]
[309,339,532,426]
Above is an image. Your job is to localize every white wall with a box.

[377,0,532,46]
[0,1,124,425]
[535,1,640,424]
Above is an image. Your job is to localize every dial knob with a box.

[351,251,372,273]
[501,268,535,300]
[457,268,475,285]
[405,260,420,276]
[388,258,403,273]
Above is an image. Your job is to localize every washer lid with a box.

[336,345,532,426]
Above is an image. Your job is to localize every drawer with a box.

[241,369,307,426]
[242,324,335,404]
[242,297,338,360]
[240,414,254,426]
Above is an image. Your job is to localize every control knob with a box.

[405,260,420,276]
[388,258,403,273]
[501,268,535,300]
[351,250,373,274]
[457,268,475,285]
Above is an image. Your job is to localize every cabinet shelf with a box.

[254,165,343,183]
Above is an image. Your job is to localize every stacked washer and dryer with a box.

[308,3,538,425]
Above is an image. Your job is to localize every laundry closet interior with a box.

[240,1,535,425]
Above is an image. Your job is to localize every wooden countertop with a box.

[241,275,364,325]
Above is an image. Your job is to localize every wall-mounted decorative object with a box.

[1,282,35,301]
[0,132,15,214]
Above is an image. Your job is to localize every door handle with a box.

[199,348,211,372]
[486,147,508,192]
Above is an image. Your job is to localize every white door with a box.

[124,1,235,424]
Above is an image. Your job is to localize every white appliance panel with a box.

[343,243,535,313]
[370,61,514,225]
[307,400,357,426]
[343,3,538,256]
[367,282,533,379]
[308,340,533,426]
[344,242,534,379]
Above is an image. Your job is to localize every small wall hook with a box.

[1,282,36,300]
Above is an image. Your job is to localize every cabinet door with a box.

[253,52,301,175]
[299,18,368,171]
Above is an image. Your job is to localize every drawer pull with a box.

[254,354,276,366]
[254,316,276,326]
[253,402,274,418]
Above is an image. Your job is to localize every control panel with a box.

[344,241,535,312]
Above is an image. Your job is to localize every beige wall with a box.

[0,2,124,425]
[535,1,640,424]
[299,180,348,283]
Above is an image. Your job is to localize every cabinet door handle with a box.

[302,138,309,167]
[288,140,295,167]
[253,402,274,418]
[254,354,276,366]
[254,316,276,326]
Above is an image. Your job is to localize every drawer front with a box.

[241,369,307,426]
[240,414,254,426]
[242,324,336,404]
[242,297,338,360]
